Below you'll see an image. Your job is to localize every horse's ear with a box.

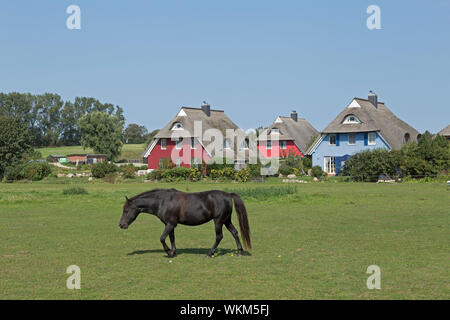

[125,196,130,202]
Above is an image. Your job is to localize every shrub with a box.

[91,162,118,178]
[311,166,325,178]
[146,169,166,180]
[121,165,136,179]
[279,165,293,176]
[2,165,24,182]
[188,168,202,181]
[162,167,190,182]
[62,187,88,195]
[235,168,251,182]
[21,162,52,181]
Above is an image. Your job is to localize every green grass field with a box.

[0,180,449,299]
[36,144,146,161]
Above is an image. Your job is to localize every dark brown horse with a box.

[119,188,251,258]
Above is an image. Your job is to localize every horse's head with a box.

[119,196,140,229]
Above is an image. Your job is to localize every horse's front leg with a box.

[160,224,175,257]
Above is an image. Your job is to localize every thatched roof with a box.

[319,97,419,150]
[438,125,450,137]
[143,105,245,158]
[154,106,241,139]
[257,115,319,154]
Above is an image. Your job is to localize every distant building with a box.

[66,154,107,165]
[143,102,245,169]
[437,125,450,140]
[257,111,318,159]
[307,91,419,175]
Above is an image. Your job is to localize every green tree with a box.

[78,112,124,161]
[124,123,148,144]
[0,116,34,179]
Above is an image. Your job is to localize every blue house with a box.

[306,92,420,175]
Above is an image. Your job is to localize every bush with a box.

[235,168,251,182]
[62,187,88,195]
[279,165,293,176]
[188,168,202,181]
[162,167,190,182]
[2,165,24,182]
[311,166,325,178]
[146,169,166,180]
[120,165,136,179]
[21,161,52,181]
[91,162,118,178]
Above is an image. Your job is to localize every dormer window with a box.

[271,128,280,134]
[343,115,361,124]
[171,122,184,130]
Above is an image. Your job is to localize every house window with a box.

[329,134,336,145]
[191,137,196,149]
[223,139,231,150]
[267,141,272,150]
[343,115,361,124]
[240,139,249,150]
[368,132,376,145]
[348,133,356,145]
[176,138,182,149]
[324,156,336,175]
[271,128,280,134]
[161,139,167,150]
[404,133,410,143]
[176,158,181,167]
[171,122,184,130]
[191,158,201,168]
[280,141,287,150]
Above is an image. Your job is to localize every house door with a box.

[324,156,336,175]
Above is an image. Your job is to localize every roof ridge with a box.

[181,106,224,112]
[354,97,385,104]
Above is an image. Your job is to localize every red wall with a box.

[147,138,211,169]
[257,140,303,158]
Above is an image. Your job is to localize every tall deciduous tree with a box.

[78,111,124,161]
[0,116,33,179]
[123,123,148,144]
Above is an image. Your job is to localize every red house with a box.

[257,111,318,159]
[143,102,244,169]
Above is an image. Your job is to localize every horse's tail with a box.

[230,193,252,250]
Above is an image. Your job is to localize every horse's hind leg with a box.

[225,220,243,255]
[160,224,175,257]
[169,230,176,256]
[206,220,223,258]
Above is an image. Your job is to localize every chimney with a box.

[368,91,378,108]
[201,101,210,116]
[290,110,298,122]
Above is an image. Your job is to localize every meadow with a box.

[36,144,146,161]
[0,179,449,299]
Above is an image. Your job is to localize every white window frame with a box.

[271,128,280,134]
[223,139,231,150]
[175,138,182,150]
[324,156,336,175]
[348,133,356,145]
[191,137,196,149]
[329,134,336,145]
[176,158,181,167]
[240,139,249,150]
[161,138,167,150]
[280,140,287,150]
[368,132,376,145]
[171,122,184,130]
[343,115,361,124]
[267,141,272,150]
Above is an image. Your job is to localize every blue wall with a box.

[311,132,390,174]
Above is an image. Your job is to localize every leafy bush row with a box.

[3,162,52,182]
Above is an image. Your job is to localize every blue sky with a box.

[1,0,449,133]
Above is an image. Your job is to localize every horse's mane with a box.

[128,188,178,201]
